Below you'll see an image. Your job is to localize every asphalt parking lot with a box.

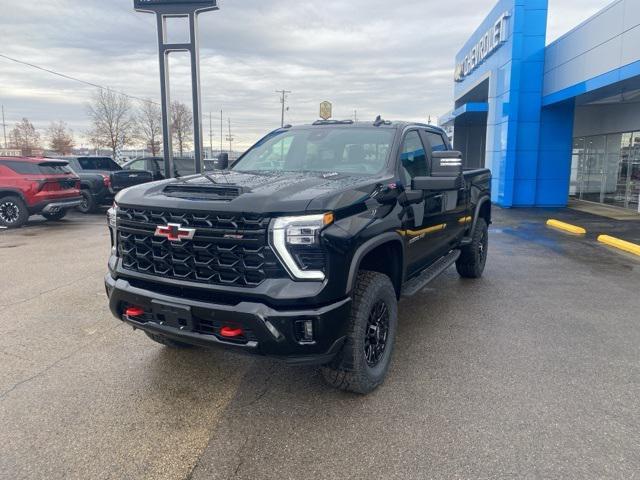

[1,207,639,479]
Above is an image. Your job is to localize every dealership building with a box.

[440,0,640,212]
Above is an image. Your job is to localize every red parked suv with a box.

[0,157,82,229]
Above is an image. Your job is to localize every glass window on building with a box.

[571,131,640,212]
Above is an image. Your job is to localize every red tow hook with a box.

[220,326,244,338]
[125,306,145,318]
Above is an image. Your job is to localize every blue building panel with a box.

[448,0,550,207]
[442,0,640,209]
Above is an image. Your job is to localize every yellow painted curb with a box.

[546,219,587,235]
[597,235,640,257]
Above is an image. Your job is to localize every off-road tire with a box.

[144,331,194,349]
[0,195,29,229]
[77,189,97,214]
[42,210,67,221]
[456,217,488,278]
[321,271,398,394]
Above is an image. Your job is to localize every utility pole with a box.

[226,118,234,153]
[208,111,213,158]
[220,110,224,152]
[275,89,291,127]
[1,105,7,149]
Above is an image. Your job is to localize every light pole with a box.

[226,118,234,153]
[209,111,213,157]
[276,90,291,127]
[1,105,7,149]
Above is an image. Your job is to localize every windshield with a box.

[78,157,121,171]
[232,127,394,175]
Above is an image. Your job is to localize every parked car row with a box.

[0,155,228,228]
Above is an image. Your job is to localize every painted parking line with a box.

[546,219,587,235]
[597,235,640,257]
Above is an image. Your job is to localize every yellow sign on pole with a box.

[319,101,332,120]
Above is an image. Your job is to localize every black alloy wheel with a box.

[364,300,390,367]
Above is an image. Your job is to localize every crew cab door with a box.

[111,159,154,192]
[399,130,449,276]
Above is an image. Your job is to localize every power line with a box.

[0,53,158,105]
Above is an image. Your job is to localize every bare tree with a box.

[47,121,74,155]
[10,118,41,156]
[136,100,162,156]
[87,89,135,159]
[171,101,193,157]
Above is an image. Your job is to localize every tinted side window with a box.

[126,160,147,171]
[400,131,427,182]
[424,132,447,152]
[2,161,39,174]
[150,159,163,175]
[78,157,121,171]
[174,159,198,177]
[1,161,72,175]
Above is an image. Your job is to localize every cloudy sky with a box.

[0,0,608,150]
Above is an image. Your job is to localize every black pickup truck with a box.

[53,156,121,213]
[105,120,491,394]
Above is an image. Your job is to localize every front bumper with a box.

[41,197,83,214]
[105,274,351,365]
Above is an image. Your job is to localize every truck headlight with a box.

[107,202,118,229]
[107,202,118,253]
[270,213,333,281]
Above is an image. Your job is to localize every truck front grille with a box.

[116,207,286,287]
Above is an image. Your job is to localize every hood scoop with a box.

[163,183,244,201]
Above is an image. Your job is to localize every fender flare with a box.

[0,188,27,203]
[345,232,405,295]
[80,179,95,192]
[471,195,491,233]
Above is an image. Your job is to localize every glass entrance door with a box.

[580,135,606,203]
[570,131,640,212]
[602,133,626,208]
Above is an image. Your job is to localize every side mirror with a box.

[431,150,463,177]
[215,153,229,170]
[412,176,462,191]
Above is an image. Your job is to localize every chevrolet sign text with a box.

[454,12,510,83]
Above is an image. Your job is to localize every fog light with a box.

[294,318,316,344]
[303,319,314,341]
